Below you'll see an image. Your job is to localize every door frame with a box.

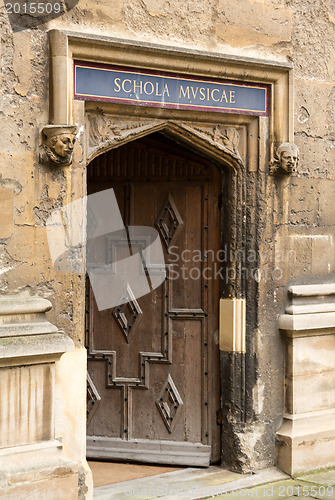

[47,28,293,468]
[85,136,223,465]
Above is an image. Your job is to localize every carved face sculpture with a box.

[52,133,76,158]
[278,143,299,173]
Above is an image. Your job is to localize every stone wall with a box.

[0,0,334,493]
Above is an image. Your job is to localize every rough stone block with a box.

[274,227,312,282]
[311,233,335,275]
[318,179,335,225]
[295,135,335,179]
[276,227,335,282]
[0,187,14,240]
[216,0,292,47]
[289,178,319,225]
[5,225,53,288]
[0,154,34,226]
[13,31,32,97]
[291,6,335,82]
[294,79,333,138]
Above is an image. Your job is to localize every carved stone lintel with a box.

[86,111,243,168]
[40,125,77,166]
[87,112,156,154]
[88,113,123,147]
[213,125,240,155]
[269,142,299,176]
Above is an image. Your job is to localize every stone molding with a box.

[87,112,243,168]
[279,283,335,334]
[0,295,73,353]
[285,283,335,315]
[0,295,53,315]
[48,29,293,144]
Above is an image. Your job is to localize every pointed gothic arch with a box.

[86,116,244,172]
[86,114,247,299]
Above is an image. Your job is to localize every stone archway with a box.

[85,131,223,464]
[86,113,248,301]
[86,114,243,168]
[84,113,256,467]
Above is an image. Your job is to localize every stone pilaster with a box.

[276,284,335,475]
[0,295,79,498]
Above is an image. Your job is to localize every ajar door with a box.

[86,133,221,466]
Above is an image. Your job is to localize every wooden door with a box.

[86,133,221,466]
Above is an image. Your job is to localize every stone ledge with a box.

[279,283,335,333]
[0,439,62,458]
[276,431,335,476]
[0,295,59,339]
[0,321,58,337]
[0,296,52,316]
[276,410,335,443]
[0,332,74,362]
[285,283,335,316]
[0,296,73,357]
[289,283,335,297]
[279,313,335,334]
[0,441,78,498]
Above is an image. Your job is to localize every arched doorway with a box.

[85,132,223,466]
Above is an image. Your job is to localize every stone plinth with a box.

[0,295,78,498]
[276,284,335,476]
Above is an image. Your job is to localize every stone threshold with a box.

[93,466,288,499]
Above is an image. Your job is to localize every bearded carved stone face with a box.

[270,142,299,175]
[278,144,299,174]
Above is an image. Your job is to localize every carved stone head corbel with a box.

[269,142,299,175]
[40,125,77,166]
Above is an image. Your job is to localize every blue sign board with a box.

[74,62,269,116]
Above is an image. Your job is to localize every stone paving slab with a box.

[94,467,335,500]
[214,479,299,499]
[94,467,242,499]
[214,476,335,500]
[296,470,335,488]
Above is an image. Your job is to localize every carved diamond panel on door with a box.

[155,193,184,249]
[86,133,221,466]
[156,374,183,433]
[112,285,143,343]
[87,372,101,425]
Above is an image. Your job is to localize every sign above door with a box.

[74,61,270,116]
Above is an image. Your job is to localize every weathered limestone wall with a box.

[0,0,334,491]
[0,18,90,499]
[259,0,335,472]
